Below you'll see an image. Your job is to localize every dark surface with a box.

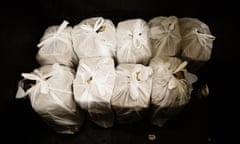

[0,0,235,143]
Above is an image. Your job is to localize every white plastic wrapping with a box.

[16,16,215,131]
[16,64,83,134]
[179,17,216,61]
[72,17,116,59]
[111,64,152,123]
[73,57,115,128]
[36,21,78,67]
[116,19,152,65]
[149,57,198,127]
[149,16,181,57]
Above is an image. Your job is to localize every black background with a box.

[0,0,236,144]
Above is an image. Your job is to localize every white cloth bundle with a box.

[179,17,216,61]
[149,57,198,127]
[73,57,115,128]
[111,64,152,123]
[72,17,116,59]
[36,20,78,67]
[116,19,152,65]
[16,64,83,134]
[149,16,181,57]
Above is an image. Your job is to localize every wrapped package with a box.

[111,64,152,123]
[73,57,115,128]
[16,63,84,134]
[148,16,181,57]
[116,19,152,65]
[179,18,216,72]
[72,17,116,59]
[149,57,198,127]
[36,20,78,68]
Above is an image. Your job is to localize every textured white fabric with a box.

[179,17,216,61]
[73,57,115,128]
[16,64,83,134]
[149,57,198,127]
[116,19,152,65]
[111,64,152,123]
[149,16,181,57]
[72,17,116,59]
[36,20,78,67]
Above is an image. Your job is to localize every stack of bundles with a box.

[72,17,116,128]
[15,16,215,133]
[16,64,83,134]
[17,20,84,134]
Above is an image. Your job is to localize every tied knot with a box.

[37,20,70,49]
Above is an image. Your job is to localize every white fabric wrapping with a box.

[149,16,181,57]
[72,17,116,59]
[111,64,152,123]
[73,57,115,128]
[116,19,152,65]
[149,57,198,127]
[16,64,83,134]
[179,17,216,61]
[36,20,78,67]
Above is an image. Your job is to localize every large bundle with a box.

[116,19,152,65]
[36,21,78,67]
[149,57,198,127]
[72,17,116,59]
[149,16,181,58]
[111,64,152,123]
[16,64,83,134]
[73,57,115,128]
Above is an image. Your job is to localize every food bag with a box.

[149,57,198,127]
[16,63,83,134]
[179,17,216,72]
[149,16,181,57]
[73,57,115,128]
[72,17,116,59]
[36,20,78,67]
[116,19,152,65]
[111,64,152,123]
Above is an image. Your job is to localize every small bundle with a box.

[16,64,83,134]
[73,57,115,128]
[72,17,116,59]
[116,19,152,65]
[111,64,152,123]
[36,20,78,68]
[179,17,216,72]
[149,57,198,127]
[149,16,181,57]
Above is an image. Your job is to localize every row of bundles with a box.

[16,16,215,134]
[36,16,215,70]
